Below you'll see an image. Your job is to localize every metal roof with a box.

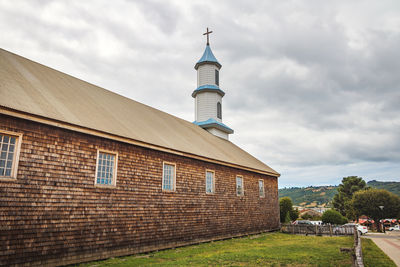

[193,118,234,134]
[194,45,221,70]
[0,48,279,176]
[191,84,225,98]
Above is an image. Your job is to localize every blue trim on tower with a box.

[192,84,225,98]
[193,118,234,134]
[195,45,222,69]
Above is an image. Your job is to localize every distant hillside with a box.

[367,180,400,196]
[278,186,337,207]
[279,180,400,207]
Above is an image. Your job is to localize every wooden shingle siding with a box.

[0,114,279,266]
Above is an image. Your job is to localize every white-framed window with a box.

[95,150,118,186]
[259,179,265,198]
[236,176,244,196]
[0,130,23,179]
[205,170,215,194]
[162,162,176,191]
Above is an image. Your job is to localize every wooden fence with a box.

[281,224,355,236]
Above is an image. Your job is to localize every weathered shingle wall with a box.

[0,114,279,266]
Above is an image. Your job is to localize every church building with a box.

[0,30,280,266]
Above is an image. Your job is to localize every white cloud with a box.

[1,0,399,187]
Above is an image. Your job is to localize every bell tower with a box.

[193,28,233,140]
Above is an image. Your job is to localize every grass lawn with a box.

[362,238,396,267]
[79,233,355,266]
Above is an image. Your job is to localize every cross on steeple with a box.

[203,27,213,45]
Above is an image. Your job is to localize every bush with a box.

[322,209,347,225]
[279,197,298,223]
[301,213,322,221]
[290,208,299,221]
[284,211,291,223]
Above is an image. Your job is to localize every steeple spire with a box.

[192,29,234,140]
[203,27,213,45]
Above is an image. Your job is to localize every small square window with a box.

[95,150,118,186]
[206,170,215,194]
[0,131,22,179]
[259,180,265,197]
[162,162,176,191]
[236,176,244,196]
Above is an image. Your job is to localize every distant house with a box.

[358,215,375,227]
[0,36,280,266]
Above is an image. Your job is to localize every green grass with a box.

[362,238,396,267]
[78,233,354,266]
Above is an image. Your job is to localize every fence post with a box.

[329,224,332,237]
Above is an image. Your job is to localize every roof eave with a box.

[194,61,222,70]
[191,86,225,98]
[200,123,234,134]
[193,119,234,134]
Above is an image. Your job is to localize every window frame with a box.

[236,175,244,196]
[205,169,215,194]
[217,102,222,119]
[0,130,23,180]
[94,149,118,187]
[215,69,219,86]
[259,179,265,198]
[162,161,176,192]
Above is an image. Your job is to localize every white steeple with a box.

[193,28,233,140]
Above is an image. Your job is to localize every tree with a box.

[321,209,348,225]
[301,213,312,220]
[290,208,299,221]
[279,197,298,223]
[352,189,400,231]
[332,176,367,219]
[284,211,292,224]
[300,210,322,221]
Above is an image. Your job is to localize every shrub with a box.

[322,209,347,225]
[284,211,291,223]
[290,208,299,221]
[279,197,298,222]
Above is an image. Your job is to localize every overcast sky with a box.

[1,0,399,187]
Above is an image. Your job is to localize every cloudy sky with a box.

[1,0,399,187]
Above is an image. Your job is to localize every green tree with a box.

[290,208,299,221]
[284,211,292,224]
[279,197,298,223]
[332,176,367,219]
[352,189,400,231]
[321,209,348,225]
